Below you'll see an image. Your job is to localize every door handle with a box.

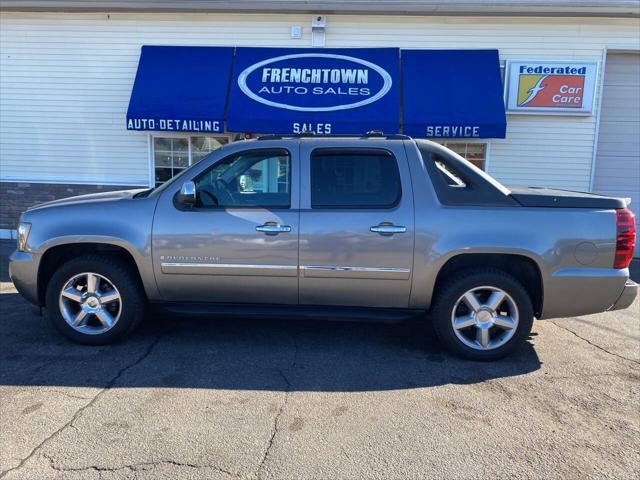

[370,225,407,235]
[256,224,292,234]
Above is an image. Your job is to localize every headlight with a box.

[17,222,31,252]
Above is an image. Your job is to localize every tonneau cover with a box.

[508,186,628,209]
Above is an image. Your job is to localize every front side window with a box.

[310,150,401,209]
[194,149,290,208]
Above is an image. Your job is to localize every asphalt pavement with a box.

[1,240,638,479]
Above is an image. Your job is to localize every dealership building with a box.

[0,1,639,253]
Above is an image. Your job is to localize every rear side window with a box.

[434,154,467,187]
[310,149,401,208]
[416,140,516,207]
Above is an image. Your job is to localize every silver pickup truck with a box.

[9,134,638,360]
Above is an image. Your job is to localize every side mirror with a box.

[177,181,196,207]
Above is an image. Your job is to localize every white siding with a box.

[1,12,639,188]
[593,52,640,255]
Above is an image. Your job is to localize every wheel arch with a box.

[37,240,147,306]
[431,252,544,318]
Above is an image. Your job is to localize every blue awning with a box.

[402,50,506,139]
[125,46,507,139]
[226,47,400,134]
[126,46,233,133]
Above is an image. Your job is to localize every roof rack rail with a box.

[257,132,411,141]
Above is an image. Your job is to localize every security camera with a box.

[312,15,326,29]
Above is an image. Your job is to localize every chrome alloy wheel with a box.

[450,286,519,351]
[58,272,122,335]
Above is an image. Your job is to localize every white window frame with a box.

[148,133,233,187]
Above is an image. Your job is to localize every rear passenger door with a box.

[299,142,415,308]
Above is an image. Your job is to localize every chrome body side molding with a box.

[300,265,411,280]
[160,262,298,277]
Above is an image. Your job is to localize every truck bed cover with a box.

[508,186,627,209]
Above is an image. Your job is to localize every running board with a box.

[151,302,424,323]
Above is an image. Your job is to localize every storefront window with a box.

[191,136,228,164]
[153,135,229,186]
[154,138,188,185]
[441,142,487,170]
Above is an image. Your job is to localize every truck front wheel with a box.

[45,255,145,345]
[431,269,534,361]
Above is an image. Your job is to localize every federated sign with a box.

[505,60,598,115]
[227,47,400,134]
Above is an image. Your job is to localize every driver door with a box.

[152,144,299,304]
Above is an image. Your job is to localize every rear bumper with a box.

[608,280,638,312]
[540,267,633,319]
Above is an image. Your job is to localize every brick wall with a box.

[0,182,144,230]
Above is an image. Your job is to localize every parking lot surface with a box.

[1,241,639,479]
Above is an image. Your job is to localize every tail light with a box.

[614,208,636,269]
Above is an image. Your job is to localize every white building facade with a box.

[0,2,638,248]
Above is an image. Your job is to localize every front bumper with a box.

[609,280,638,311]
[8,250,41,306]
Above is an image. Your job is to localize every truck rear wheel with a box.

[45,255,145,345]
[431,269,534,361]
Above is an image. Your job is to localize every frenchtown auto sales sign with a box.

[226,47,400,134]
[236,53,393,113]
[505,60,598,115]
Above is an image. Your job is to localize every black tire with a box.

[431,269,534,361]
[45,255,146,345]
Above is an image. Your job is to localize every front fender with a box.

[19,195,160,302]
[34,235,159,302]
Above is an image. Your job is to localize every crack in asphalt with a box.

[255,371,291,479]
[47,389,94,401]
[43,453,239,477]
[254,338,299,480]
[0,331,169,479]
[550,321,640,366]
